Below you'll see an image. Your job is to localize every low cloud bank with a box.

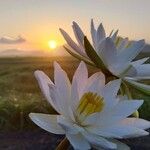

[0,36,26,44]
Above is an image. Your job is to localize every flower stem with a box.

[56,137,70,150]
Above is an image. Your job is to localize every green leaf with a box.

[64,46,95,67]
[125,79,150,95]
[84,36,106,70]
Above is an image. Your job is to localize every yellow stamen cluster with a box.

[76,92,104,122]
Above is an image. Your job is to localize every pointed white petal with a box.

[97,124,149,138]
[71,79,79,112]
[29,113,65,134]
[84,71,105,94]
[107,100,143,122]
[47,84,62,112]
[84,100,143,128]
[48,84,71,116]
[66,133,91,150]
[135,64,150,77]
[100,79,121,110]
[72,21,85,48]
[99,37,117,66]
[59,28,86,57]
[102,79,121,98]
[132,57,149,67]
[34,70,53,98]
[121,118,150,130]
[118,38,129,50]
[119,40,145,63]
[54,62,71,116]
[96,23,106,46]
[34,71,61,113]
[83,132,117,149]
[72,61,88,98]
[91,19,97,50]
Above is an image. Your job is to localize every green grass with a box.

[0,56,149,131]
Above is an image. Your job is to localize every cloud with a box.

[0,35,26,44]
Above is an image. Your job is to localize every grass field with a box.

[0,56,149,131]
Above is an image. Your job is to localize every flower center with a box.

[76,92,104,122]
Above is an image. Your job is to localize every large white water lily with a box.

[60,20,150,95]
[29,62,150,150]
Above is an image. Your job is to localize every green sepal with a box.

[125,79,150,96]
[84,36,107,71]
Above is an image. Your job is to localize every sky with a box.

[0,0,150,54]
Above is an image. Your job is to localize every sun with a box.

[48,40,57,49]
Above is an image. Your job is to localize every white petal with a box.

[118,40,145,63]
[99,37,117,66]
[49,84,63,115]
[57,115,78,134]
[100,79,121,110]
[34,71,60,113]
[118,38,129,50]
[106,100,143,123]
[84,71,105,94]
[132,57,149,67]
[72,61,88,98]
[121,118,150,130]
[97,124,149,138]
[54,62,71,116]
[71,79,79,112]
[29,113,65,134]
[108,62,132,77]
[91,19,97,50]
[85,100,143,127]
[86,119,149,139]
[102,79,121,98]
[50,84,76,121]
[83,132,117,149]
[96,23,106,48]
[109,139,130,150]
[66,133,91,150]
[86,126,122,139]
[59,28,86,57]
[72,21,85,48]
[135,64,150,77]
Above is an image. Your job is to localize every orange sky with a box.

[0,0,150,54]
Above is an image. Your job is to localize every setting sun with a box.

[48,40,57,49]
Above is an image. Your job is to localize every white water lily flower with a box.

[29,62,150,150]
[60,20,150,94]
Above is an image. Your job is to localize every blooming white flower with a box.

[29,62,150,150]
[60,20,150,95]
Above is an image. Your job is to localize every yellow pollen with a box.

[76,92,104,121]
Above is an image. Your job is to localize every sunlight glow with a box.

[48,40,57,49]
